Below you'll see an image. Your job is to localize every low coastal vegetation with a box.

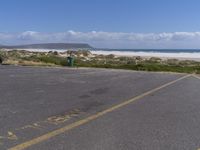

[0,49,200,74]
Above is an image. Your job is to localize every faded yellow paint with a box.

[20,124,41,130]
[0,109,81,146]
[46,109,81,125]
[8,74,190,150]
[7,132,18,140]
[0,131,18,141]
[47,116,71,125]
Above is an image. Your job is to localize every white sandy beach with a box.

[2,48,200,61]
[91,50,200,61]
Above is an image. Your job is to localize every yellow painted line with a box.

[8,74,191,150]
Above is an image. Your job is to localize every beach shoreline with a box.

[2,48,200,62]
[1,49,200,74]
[91,50,200,62]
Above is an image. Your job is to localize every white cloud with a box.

[18,31,39,40]
[1,31,200,48]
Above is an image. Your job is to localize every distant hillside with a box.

[0,43,93,49]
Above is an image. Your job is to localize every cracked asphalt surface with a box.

[0,65,200,150]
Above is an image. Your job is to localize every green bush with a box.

[38,56,67,66]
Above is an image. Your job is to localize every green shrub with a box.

[38,56,67,66]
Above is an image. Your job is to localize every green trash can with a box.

[0,59,2,64]
[0,56,3,64]
[67,56,74,67]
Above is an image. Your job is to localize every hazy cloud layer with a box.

[1,31,200,48]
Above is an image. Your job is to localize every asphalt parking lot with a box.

[0,65,200,150]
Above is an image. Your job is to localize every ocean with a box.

[91,49,200,60]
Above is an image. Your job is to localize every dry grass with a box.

[3,59,57,67]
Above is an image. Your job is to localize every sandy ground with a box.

[91,50,200,62]
[1,48,200,62]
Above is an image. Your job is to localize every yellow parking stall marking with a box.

[47,116,71,125]
[7,132,18,140]
[0,131,18,141]
[9,74,191,150]
[46,109,81,125]
[0,107,82,147]
[20,124,41,130]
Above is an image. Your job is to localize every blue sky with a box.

[1,0,200,48]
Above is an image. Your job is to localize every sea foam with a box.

[91,50,200,60]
